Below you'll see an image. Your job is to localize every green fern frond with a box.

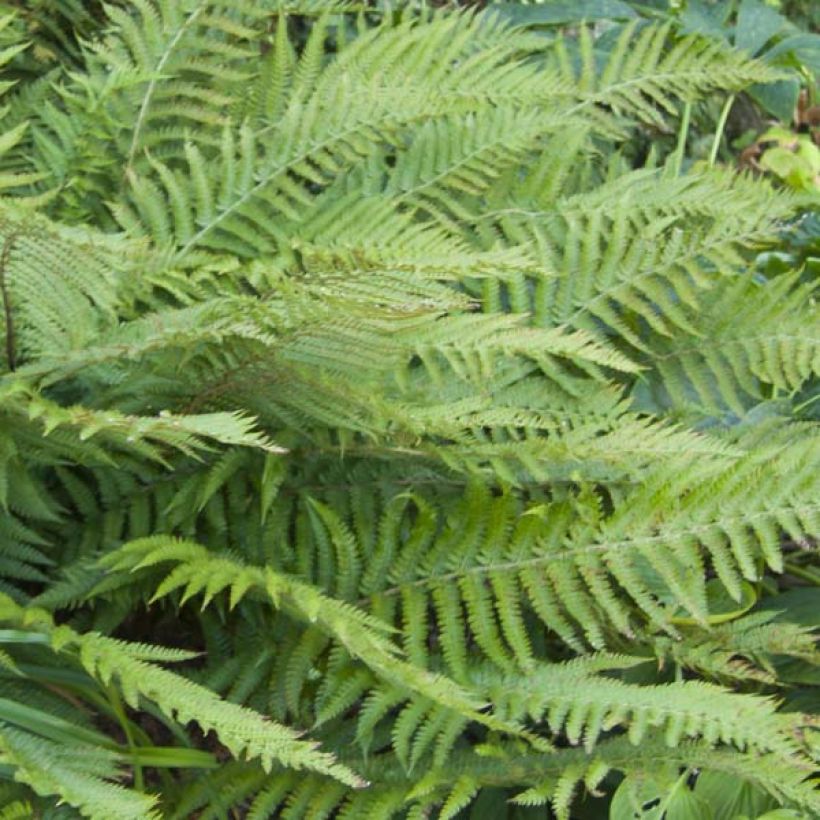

[53,627,363,786]
[0,206,122,366]
[113,15,778,261]
[649,272,819,414]
[159,732,820,819]
[91,0,264,170]
[0,727,161,820]
[656,611,819,682]
[0,592,363,790]
[99,537,538,745]
[477,657,803,757]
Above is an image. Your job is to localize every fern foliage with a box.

[0,1,816,817]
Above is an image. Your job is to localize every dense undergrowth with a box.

[0,1,817,818]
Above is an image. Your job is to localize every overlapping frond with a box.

[98,537,536,745]
[648,271,819,414]
[0,594,362,796]
[654,611,819,682]
[151,734,820,819]
[0,205,124,365]
[486,168,799,349]
[554,21,784,123]
[478,658,802,757]
[0,727,161,820]
[89,0,267,169]
[112,13,780,263]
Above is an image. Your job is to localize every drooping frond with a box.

[98,537,538,745]
[0,593,362,795]
[0,728,161,820]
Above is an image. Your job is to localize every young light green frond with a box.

[46,626,364,786]
[5,389,283,458]
[0,727,161,820]
[477,660,802,757]
[99,537,539,744]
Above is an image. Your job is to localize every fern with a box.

[0,592,361,814]
[0,1,815,817]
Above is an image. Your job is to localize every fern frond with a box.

[50,627,363,786]
[0,727,161,820]
[113,16,778,261]
[92,0,264,170]
[488,167,799,351]
[477,657,802,757]
[2,387,283,462]
[98,537,537,745]
[0,206,123,365]
[649,272,819,415]
[162,733,820,819]
[656,611,819,682]
[557,21,784,125]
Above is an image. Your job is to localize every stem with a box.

[783,561,820,586]
[793,391,820,414]
[107,685,144,791]
[0,233,17,371]
[709,94,735,167]
[659,768,691,814]
[672,101,692,177]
